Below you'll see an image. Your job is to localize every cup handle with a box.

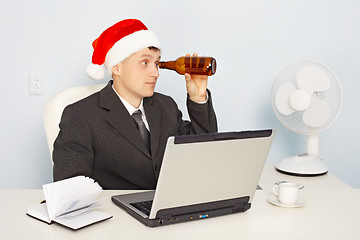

[275,180,287,185]
[273,185,279,196]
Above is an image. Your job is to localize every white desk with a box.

[258,163,353,191]
[1,163,359,240]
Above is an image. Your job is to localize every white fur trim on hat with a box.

[86,63,105,80]
[104,30,161,75]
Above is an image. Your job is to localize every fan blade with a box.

[296,65,330,93]
[275,82,296,115]
[290,89,310,111]
[302,96,330,128]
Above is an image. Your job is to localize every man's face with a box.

[114,47,160,106]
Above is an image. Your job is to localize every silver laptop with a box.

[112,129,275,227]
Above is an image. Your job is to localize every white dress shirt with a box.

[112,85,150,131]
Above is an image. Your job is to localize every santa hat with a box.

[86,19,162,80]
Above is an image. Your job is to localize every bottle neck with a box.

[159,61,176,70]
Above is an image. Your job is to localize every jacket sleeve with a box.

[178,89,218,135]
[52,104,94,181]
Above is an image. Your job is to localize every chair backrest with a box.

[43,84,106,161]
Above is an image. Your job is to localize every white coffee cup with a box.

[273,181,304,205]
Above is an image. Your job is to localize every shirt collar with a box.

[112,84,146,116]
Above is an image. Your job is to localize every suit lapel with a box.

[100,82,151,158]
[144,97,162,158]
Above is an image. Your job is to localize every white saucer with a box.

[267,195,306,208]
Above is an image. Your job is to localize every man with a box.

[53,19,218,189]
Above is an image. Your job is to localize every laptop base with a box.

[112,194,250,227]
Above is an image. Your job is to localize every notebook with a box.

[112,129,275,227]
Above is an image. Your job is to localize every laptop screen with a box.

[149,130,274,219]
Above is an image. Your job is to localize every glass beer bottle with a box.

[159,56,217,76]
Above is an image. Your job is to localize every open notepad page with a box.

[54,209,112,230]
[42,176,102,220]
[26,203,112,230]
[26,203,51,224]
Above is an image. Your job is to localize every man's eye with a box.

[141,61,148,66]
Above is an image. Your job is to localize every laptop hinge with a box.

[155,196,250,219]
[174,130,273,144]
[158,214,172,221]
[233,202,251,213]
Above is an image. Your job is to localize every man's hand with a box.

[184,53,208,103]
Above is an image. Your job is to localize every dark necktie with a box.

[131,110,151,152]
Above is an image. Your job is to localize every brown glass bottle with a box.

[159,56,217,76]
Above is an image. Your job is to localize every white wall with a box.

[0,0,359,188]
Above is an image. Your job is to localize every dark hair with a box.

[148,46,160,51]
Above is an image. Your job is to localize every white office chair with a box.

[43,83,106,161]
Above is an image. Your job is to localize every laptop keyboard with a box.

[130,200,153,216]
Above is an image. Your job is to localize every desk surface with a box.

[1,163,359,240]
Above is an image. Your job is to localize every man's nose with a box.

[150,64,159,78]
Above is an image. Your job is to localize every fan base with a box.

[275,154,328,177]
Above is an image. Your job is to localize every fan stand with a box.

[275,134,328,177]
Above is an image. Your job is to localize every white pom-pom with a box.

[86,63,105,80]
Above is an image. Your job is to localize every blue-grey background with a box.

[1,0,359,188]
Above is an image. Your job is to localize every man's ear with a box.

[112,64,121,76]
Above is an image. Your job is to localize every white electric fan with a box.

[271,60,342,176]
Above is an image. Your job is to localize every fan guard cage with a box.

[271,60,342,135]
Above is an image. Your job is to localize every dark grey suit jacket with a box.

[53,81,217,189]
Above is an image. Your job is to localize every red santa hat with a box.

[86,19,162,80]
